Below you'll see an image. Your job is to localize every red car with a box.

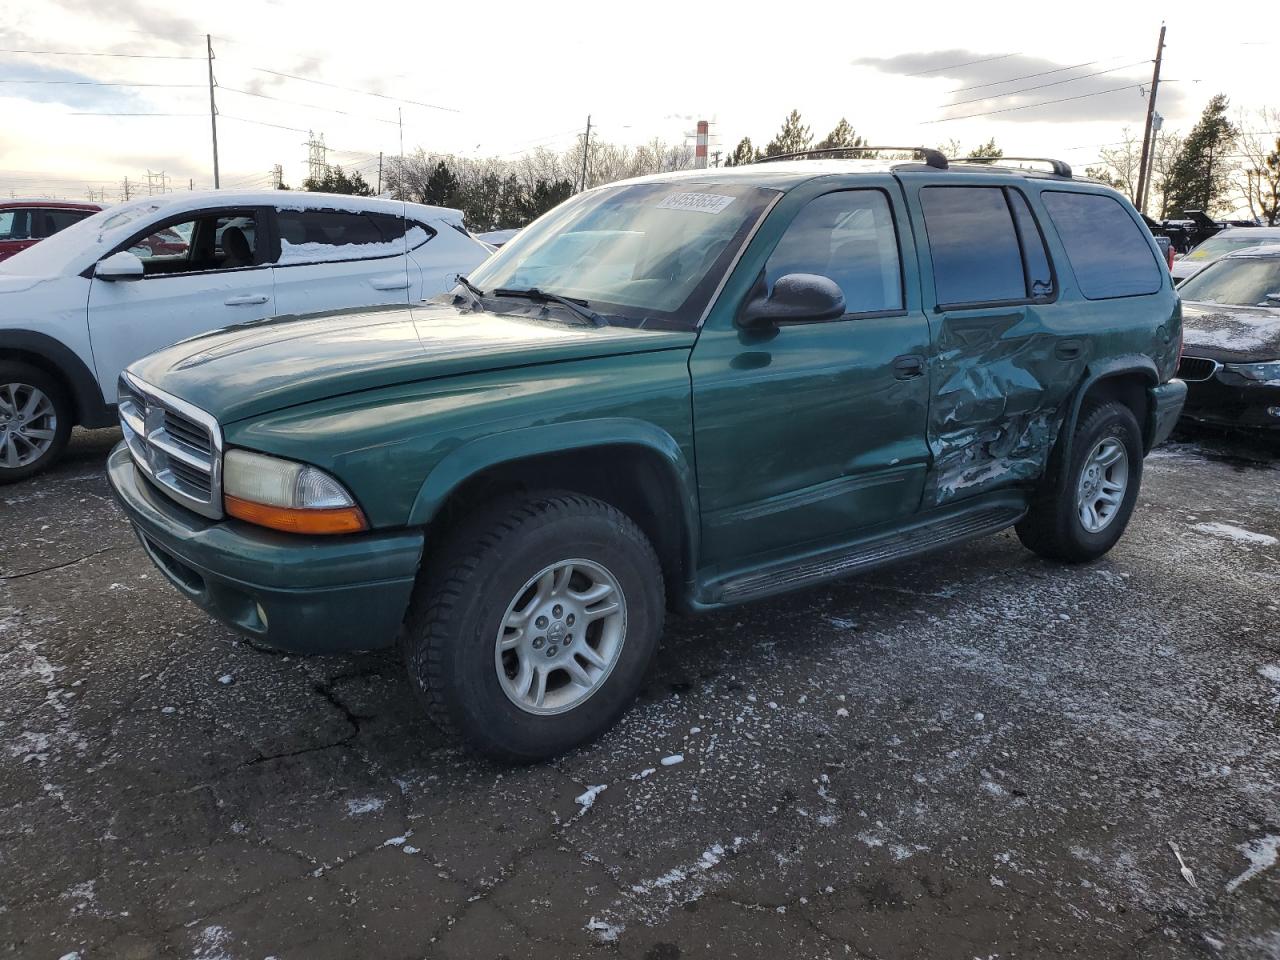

[0,200,102,262]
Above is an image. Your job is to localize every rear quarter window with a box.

[1041,191,1162,299]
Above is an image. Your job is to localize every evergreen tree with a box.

[966,138,1003,160]
[816,118,865,152]
[423,160,461,207]
[527,178,574,219]
[301,165,372,196]
[1162,94,1238,216]
[764,110,813,158]
[724,137,760,167]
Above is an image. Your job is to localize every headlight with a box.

[222,449,367,535]
[1225,361,1280,386]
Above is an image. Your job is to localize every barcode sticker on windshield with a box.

[656,193,736,215]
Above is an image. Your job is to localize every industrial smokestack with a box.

[695,120,709,169]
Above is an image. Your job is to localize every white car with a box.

[0,191,491,481]
[1171,226,1280,283]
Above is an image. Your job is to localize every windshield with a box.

[1185,232,1276,262]
[467,181,778,330]
[1178,256,1280,307]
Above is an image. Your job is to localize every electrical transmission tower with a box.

[269,164,284,190]
[145,170,169,196]
[304,131,328,184]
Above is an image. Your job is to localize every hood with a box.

[1169,259,1204,282]
[128,301,697,423]
[1180,300,1280,363]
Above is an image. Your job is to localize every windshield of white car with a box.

[1178,256,1280,308]
[465,181,778,330]
[1185,232,1278,262]
[0,202,144,276]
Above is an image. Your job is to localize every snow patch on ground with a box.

[575,784,607,810]
[345,797,386,817]
[191,924,234,960]
[1226,835,1280,893]
[1192,522,1278,546]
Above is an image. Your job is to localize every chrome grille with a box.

[1177,356,1222,383]
[117,372,223,518]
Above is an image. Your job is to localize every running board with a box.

[709,504,1026,605]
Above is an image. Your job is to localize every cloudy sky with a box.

[1,0,1275,199]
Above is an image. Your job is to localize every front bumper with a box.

[107,443,424,653]
[1180,375,1280,430]
[1147,379,1188,449]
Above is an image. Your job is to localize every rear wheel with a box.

[1016,401,1143,563]
[0,361,72,485]
[402,491,664,760]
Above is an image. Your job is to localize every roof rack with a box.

[756,146,949,170]
[962,156,1073,178]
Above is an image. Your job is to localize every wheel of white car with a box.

[402,490,665,761]
[0,361,73,484]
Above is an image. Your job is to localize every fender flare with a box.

[0,329,112,427]
[1052,356,1159,490]
[406,417,700,571]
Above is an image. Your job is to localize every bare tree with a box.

[1236,107,1280,225]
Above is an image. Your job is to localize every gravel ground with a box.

[2,427,1278,960]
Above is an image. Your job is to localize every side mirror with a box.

[95,251,144,281]
[738,273,846,330]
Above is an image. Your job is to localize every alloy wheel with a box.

[1076,436,1128,534]
[0,382,58,469]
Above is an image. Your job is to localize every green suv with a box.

[107,150,1186,759]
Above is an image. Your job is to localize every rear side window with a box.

[1008,192,1054,299]
[1041,191,1161,299]
[921,186,1051,307]
[34,208,93,238]
[766,189,903,315]
[276,209,416,263]
[0,209,32,241]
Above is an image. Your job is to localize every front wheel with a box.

[402,492,665,761]
[0,362,73,485]
[1016,401,1144,563]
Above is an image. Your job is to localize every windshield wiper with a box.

[452,273,486,310]
[492,287,608,327]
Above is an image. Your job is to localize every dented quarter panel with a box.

[897,173,1178,506]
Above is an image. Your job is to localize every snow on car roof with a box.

[1221,242,1280,259]
[96,189,463,223]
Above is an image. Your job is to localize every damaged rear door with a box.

[902,176,1084,505]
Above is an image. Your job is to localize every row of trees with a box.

[1085,96,1279,224]
[289,102,1278,230]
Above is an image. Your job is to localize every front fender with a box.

[407,416,699,541]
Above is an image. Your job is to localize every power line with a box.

[71,111,205,117]
[245,66,459,114]
[946,59,1103,93]
[218,85,400,125]
[0,47,202,60]
[906,52,1020,77]
[0,78,202,87]
[929,83,1143,123]
[941,61,1150,110]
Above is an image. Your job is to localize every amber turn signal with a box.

[224,495,368,535]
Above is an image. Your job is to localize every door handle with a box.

[893,354,925,380]
[370,277,410,291]
[225,294,269,306]
[1055,340,1083,361]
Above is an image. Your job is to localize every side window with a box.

[128,210,261,276]
[1008,192,1054,300]
[1041,191,1161,299]
[921,186,1025,306]
[33,208,93,239]
[276,209,410,263]
[765,190,903,315]
[0,209,32,241]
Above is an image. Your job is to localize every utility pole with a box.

[206,34,220,189]
[377,151,383,195]
[1203,142,1215,211]
[579,114,592,192]
[1134,23,1165,215]
[121,176,131,201]
[711,149,722,168]
[397,109,404,201]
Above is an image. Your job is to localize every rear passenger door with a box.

[270,207,416,315]
[904,178,1078,506]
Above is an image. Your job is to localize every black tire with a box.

[1016,401,1144,563]
[0,361,73,485]
[402,491,665,761]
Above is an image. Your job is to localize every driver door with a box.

[690,182,933,567]
[86,208,276,403]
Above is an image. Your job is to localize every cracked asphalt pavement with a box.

[2,427,1279,959]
